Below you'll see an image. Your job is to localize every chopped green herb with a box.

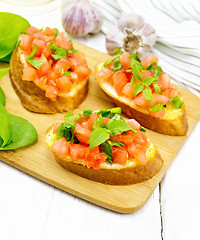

[83,109,93,116]
[141,127,146,132]
[100,142,113,163]
[153,82,161,94]
[103,48,122,68]
[168,96,184,109]
[92,114,105,131]
[134,82,144,97]
[143,86,153,102]
[143,77,155,86]
[27,45,43,69]
[129,53,141,62]
[149,103,164,112]
[38,27,43,32]
[130,63,143,81]
[53,28,59,40]
[113,57,121,71]
[90,128,110,149]
[62,68,71,76]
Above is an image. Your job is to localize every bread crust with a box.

[9,47,89,113]
[45,126,163,185]
[95,64,188,136]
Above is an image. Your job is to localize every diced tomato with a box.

[141,70,153,79]
[75,65,90,81]
[149,109,165,118]
[43,44,52,58]
[19,34,33,54]
[56,76,72,93]
[55,32,71,51]
[53,120,65,134]
[127,142,136,158]
[126,119,140,130]
[157,73,171,91]
[38,55,51,77]
[120,52,130,69]
[32,31,52,42]
[112,146,128,165]
[162,88,179,99]
[85,146,107,169]
[42,27,56,37]
[141,55,159,69]
[88,113,99,130]
[103,117,110,125]
[32,38,44,57]
[47,69,59,81]
[113,71,128,96]
[96,68,113,82]
[110,134,134,146]
[69,58,80,71]
[80,121,90,130]
[69,144,88,159]
[70,52,87,65]
[54,58,71,76]
[22,66,38,81]
[122,83,135,99]
[69,72,78,83]
[74,123,91,145]
[133,131,148,147]
[149,93,169,107]
[134,147,147,165]
[133,93,149,109]
[33,76,47,88]
[25,26,39,34]
[51,138,69,157]
[45,85,58,101]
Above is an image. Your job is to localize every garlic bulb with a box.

[106,13,156,59]
[61,0,103,37]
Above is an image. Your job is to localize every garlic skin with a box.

[106,13,156,59]
[61,0,103,38]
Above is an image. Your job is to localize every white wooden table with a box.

[0,1,200,239]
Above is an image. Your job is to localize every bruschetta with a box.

[45,107,163,185]
[95,50,188,135]
[9,26,90,113]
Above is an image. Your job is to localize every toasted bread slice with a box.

[95,63,188,136]
[45,125,163,185]
[9,46,89,114]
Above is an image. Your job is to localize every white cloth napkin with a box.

[93,0,200,92]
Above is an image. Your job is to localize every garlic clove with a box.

[106,13,156,59]
[61,0,103,38]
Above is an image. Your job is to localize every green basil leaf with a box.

[168,96,184,109]
[27,58,43,69]
[147,64,162,79]
[0,12,30,61]
[64,113,74,127]
[130,58,143,72]
[153,82,161,94]
[0,87,5,106]
[107,140,125,147]
[62,68,71,76]
[92,114,105,131]
[104,48,122,67]
[0,109,38,150]
[83,109,93,116]
[129,53,141,62]
[130,63,143,81]
[53,28,59,40]
[57,123,74,143]
[149,103,164,112]
[0,67,12,79]
[100,142,113,163]
[106,118,133,136]
[143,86,153,102]
[75,114,81,122]
[143,77,155,86]
[90,128,110,149]
[130,75,136,85]
[0,113,11,147]
[110,107,121,115]
[49,43,67,60]
[134,82,144,97]
[67,49,79,54]
[27,44,37,60]
[113,57,121,71]
[141,127,146,132]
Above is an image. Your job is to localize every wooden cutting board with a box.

[0,42,200,213]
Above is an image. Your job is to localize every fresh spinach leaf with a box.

[0,87,5,106]
[0,12,30,62]
[0,113,11,147]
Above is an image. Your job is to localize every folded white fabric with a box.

[93,0,200,92]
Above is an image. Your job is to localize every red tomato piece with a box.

[149,93,169,107]
[88,113,99,130]
[122,83,135,99]
[110,134,134,146]
[141,55,159,69]
[56,76,72,93]
[141,70,153,79]
[120,51,130,70]
[127,142,136,158]
[69,144,88,159]
[43,44,52,58]
[74,123,91,145]
[149,109,165,118]
[113,71,128,96]
[55,32,71,51]
[25,26,39,34]
[47,69,59,81]
[54,58,71,76]
[33,76,47,88]
[51,138,69,157]
[53,120,65,133]
[85,146,107,169]
[22,66,38,81]
[157,73,171,91]
[42,27,56,37]
[38,55,51,77]
[112,146,128,165]
[69,58,80,71]
[75,65,90,81]
[133,131,148,147]
[45,85,58,101]
[103,117,110,125]
[69,72,78,83]
[69,52,87,65]
[126,119,140,130]
[96,68,113,82]
[32,38,44,57]
[134,147,147,165]
[32,32,52,42]
[133,93,149,109]
[19,34,33,54]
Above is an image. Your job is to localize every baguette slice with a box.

[9,27,89,114]
[95,63,188,136]
[45,125,163,185]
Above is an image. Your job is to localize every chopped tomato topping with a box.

[45,85,58,101]
[122,83,135,99]
[134,147,147,165]
[110,134,134,146]
[120,52,130,69]
[74,124,91,145]
[69,144,88,159]
[56,76,72,93]
[19,34,33,54]
[25,26,39,34]
[88,113,99,130]
[157,73,171,91]
[85,146,107,169]
[127,142,136,158]
[141,55,159,69]
[22,66,38,81]
[96,68,113,81]
[38,55,51,77]
[75,65,91,81]
[51,138,69,157]
[113,71,128,96]
[54,58,71,76]
[112,146,128,165]
[133,93,149,109]
[126,119,140,130]
[42,27,56,37]
[55,32,71,50]
[53,120,65,133]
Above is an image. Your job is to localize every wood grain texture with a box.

[0,42,200,213]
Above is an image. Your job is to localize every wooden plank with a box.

[0,43,200,213]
